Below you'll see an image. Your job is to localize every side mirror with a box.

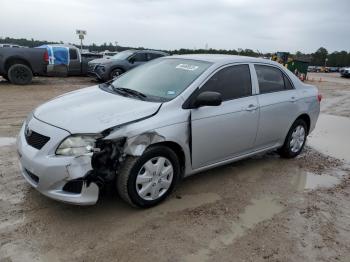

[193,91,222,108]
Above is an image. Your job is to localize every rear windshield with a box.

[111,58,212,101]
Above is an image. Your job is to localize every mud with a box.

[1,75,350,262]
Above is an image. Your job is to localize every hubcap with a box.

[290,125,305,153]
[135,157,174,201]
[112,70,121,78]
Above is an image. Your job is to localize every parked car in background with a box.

[40,44,103,76]
[340,67,350,77]
[100,50,118,58]
[0,43,27,48]
[307,66,317,72]
[88,49,168,81]
[18,55,321,207]
[328,67,339,72]
[0,47,48,84]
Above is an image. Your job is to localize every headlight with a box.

[56,135,101,156]
[25,111,34,126]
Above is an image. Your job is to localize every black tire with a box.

[117,146,180,208]
[278,119,307,158]
[109,68,124,80]
[8,64,33,85]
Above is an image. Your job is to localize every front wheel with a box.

[109,68,124,80]
[278,119,307,158]
[117,146,180,208]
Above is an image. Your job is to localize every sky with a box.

[0,0,349,53]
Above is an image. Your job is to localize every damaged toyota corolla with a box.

[17,54,321,207]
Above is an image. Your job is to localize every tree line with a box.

[1,37,349,67]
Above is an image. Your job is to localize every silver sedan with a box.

[17,54,321,207]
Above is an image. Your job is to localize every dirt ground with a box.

[0,73,350,262]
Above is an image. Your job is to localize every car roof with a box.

[133,49,168,55]
[167,54,279,66]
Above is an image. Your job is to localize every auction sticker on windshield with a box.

[176,64,199,71]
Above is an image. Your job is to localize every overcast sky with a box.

[1,0,349,53]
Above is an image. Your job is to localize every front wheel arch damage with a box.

[74,132,181,203]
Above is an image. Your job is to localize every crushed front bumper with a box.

[17,117,99,205]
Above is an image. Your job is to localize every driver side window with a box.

[200,64,252,101]
[132,53,147,62]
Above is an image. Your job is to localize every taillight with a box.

[317,93,322,102]
[43,51,49,63]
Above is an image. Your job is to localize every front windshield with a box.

[111,50,135,60]
[111,58,212,101]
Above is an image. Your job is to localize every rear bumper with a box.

[17,117,99,205]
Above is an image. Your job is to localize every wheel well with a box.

[296,114,311,133]
[110,67,125,73]
[4,57,32,73]
[149,141,186,174]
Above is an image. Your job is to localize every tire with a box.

[117,146,180,208]
[278,119,307,158]
[8,64,33,85]
[109,68,124,80]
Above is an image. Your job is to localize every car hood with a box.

[34,86,161,134]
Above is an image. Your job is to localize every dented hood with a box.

[34,86,161,134]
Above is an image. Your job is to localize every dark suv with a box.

[87,49,168,81]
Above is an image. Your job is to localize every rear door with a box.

[253,64,298,148]
[191,64,259,169]
[68,48,81,75]
[147,52,164,61]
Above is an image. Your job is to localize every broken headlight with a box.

[56,135,101,156]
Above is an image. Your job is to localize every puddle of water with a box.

[0,137,16,147]
[304,172,341,189]
[308,114,350,163]
[290,171,343,191]
[186,196,283,262]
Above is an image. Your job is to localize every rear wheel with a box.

[278,119,307,158]
[117,146,180,208]
[8,64,33,85]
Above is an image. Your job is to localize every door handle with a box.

[245,104,258,111]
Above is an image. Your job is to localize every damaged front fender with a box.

[123,132,166,156]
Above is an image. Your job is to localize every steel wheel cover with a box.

[290,125,305,153]
[135,156,174,201]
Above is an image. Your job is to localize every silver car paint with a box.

[17,55,320,205]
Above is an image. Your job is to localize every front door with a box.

[190,64,259,169]
[129,52,148,69]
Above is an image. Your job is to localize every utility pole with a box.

[76,30,87,52]
[115,41,118,51]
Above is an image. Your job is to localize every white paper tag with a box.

[176,64,199,71]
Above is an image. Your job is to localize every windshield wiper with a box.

[112,86,147,100]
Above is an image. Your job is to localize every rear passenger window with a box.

[148,53,163,60]
[69,49,78,60]
[200,64,252,101]
[255,65,293,93]
[283,75,294,90]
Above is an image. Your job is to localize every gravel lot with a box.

[0,73,350,262]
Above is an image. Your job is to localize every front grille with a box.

[25,169,39,184]
[25,130,50,150]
